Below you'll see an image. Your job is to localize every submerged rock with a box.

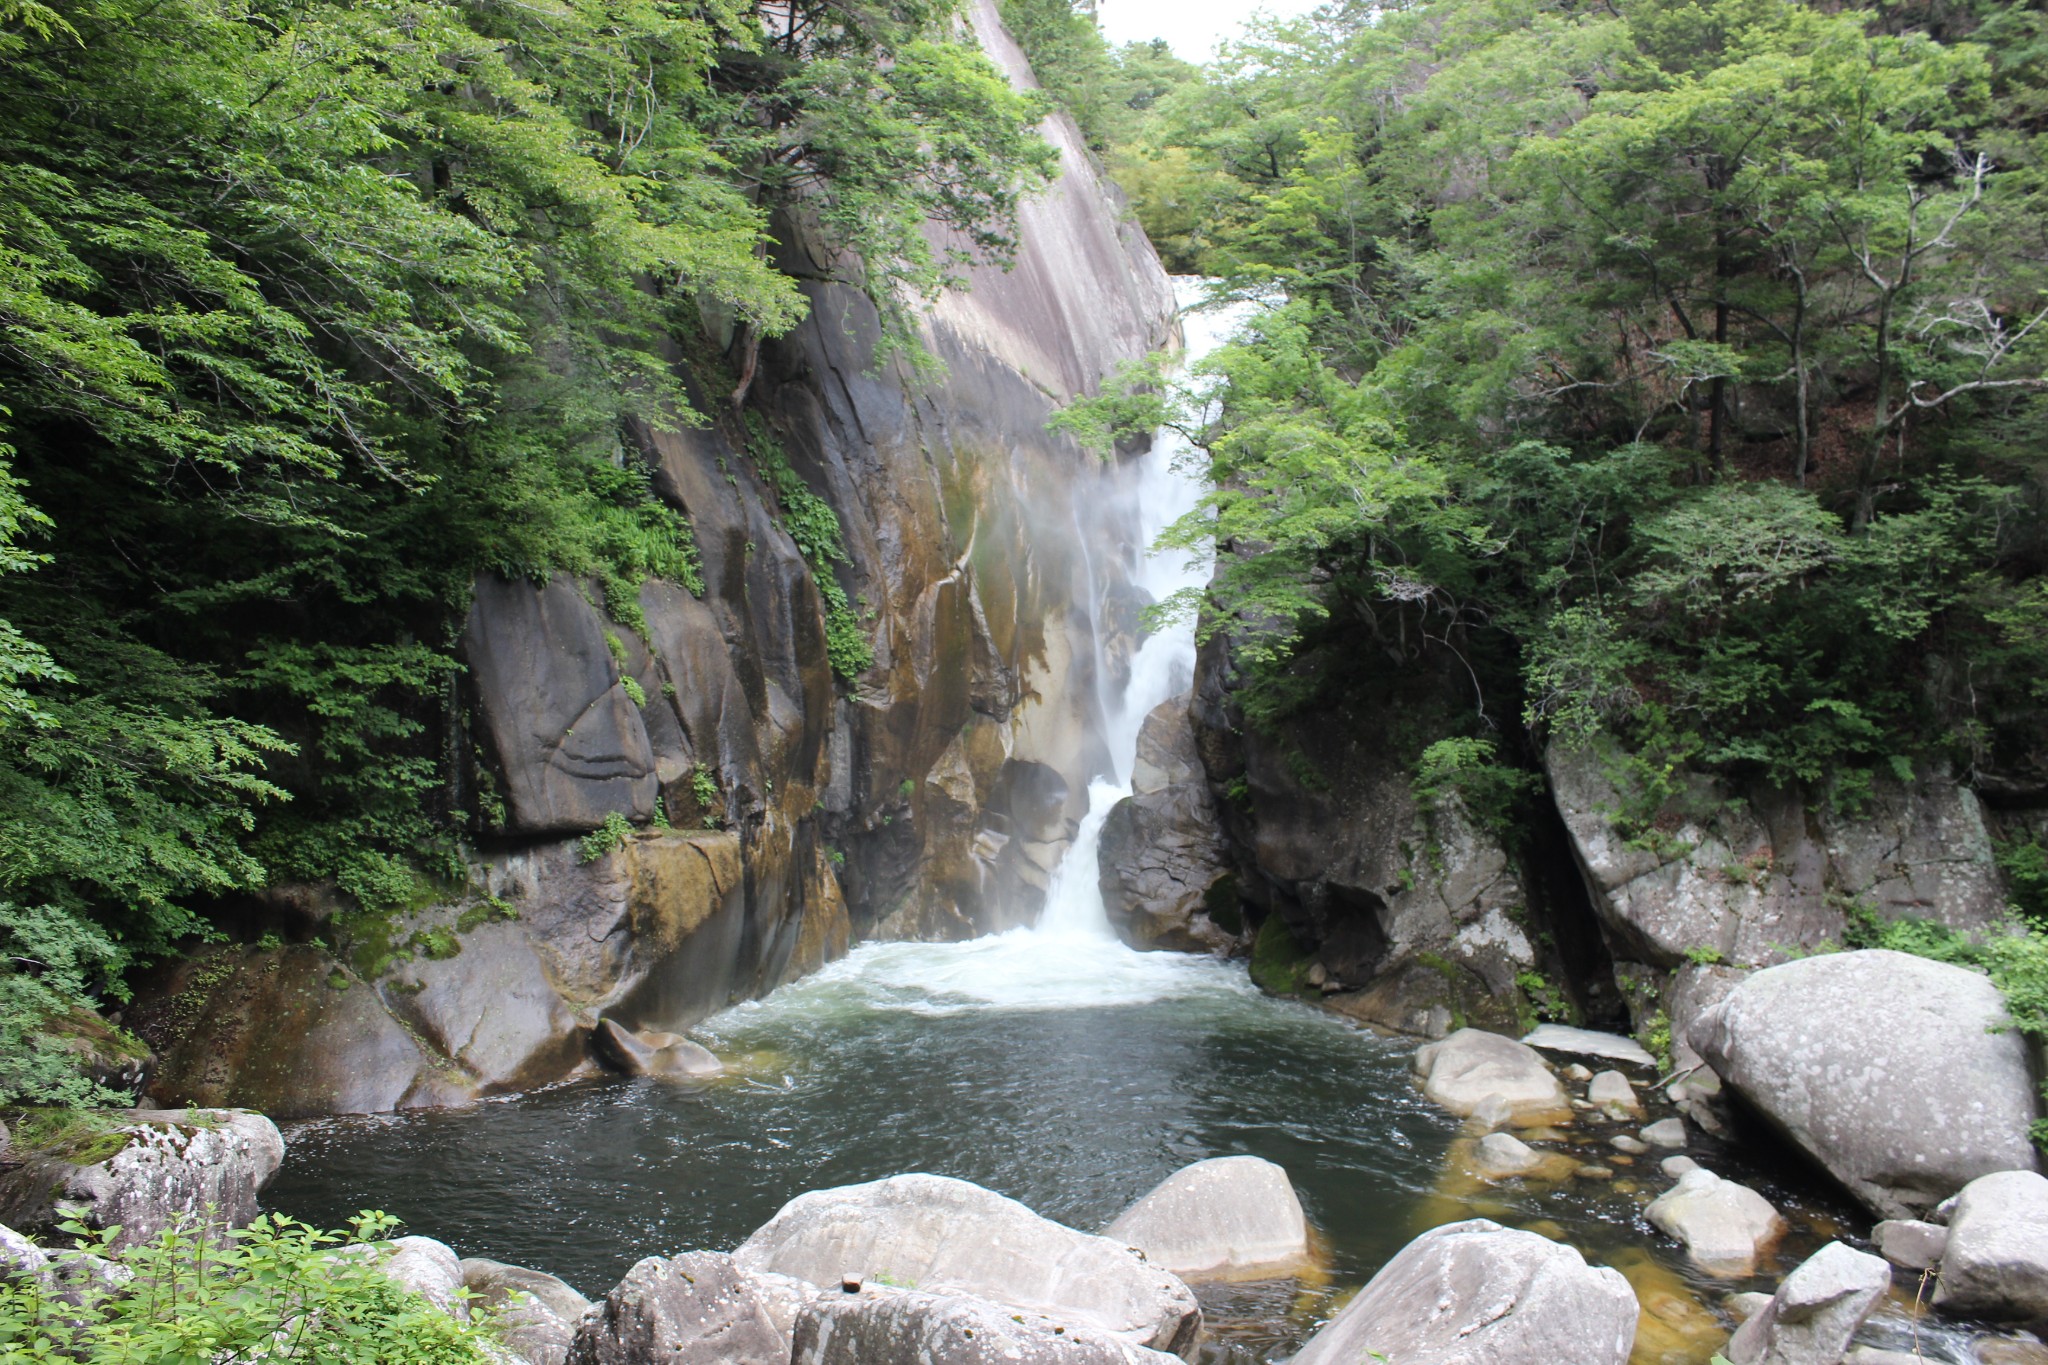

[0,1108,283,1250]
[1289,1219,1637,1365]
[571,1251,794,1365]
[1646,1168,1786,1277]
[733,1173,1200,1353]
[1101,1155,1309,1280]
[1725,1241,1889,1365]
[590,1020,721,1081]
[1413,1030,1571,1125]
[1588,1070,1643,1119]
[790,1286,1182,1364]
[1932,1170,2048,1322]
[1689,950,2041,1218]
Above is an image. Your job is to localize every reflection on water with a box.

[266,934,1878,1363]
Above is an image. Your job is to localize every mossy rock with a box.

[1249,915,1317,997]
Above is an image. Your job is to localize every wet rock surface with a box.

[589,1020,721,1081]
[1413,1029,1571,1125]
[1646,1168,1788,1276]
[1689,950,2041,1217]
[1101,1155,1309,1279]
[1287,1219,1638,1365]
[1097,695,1242,954]
[733,1173,1201,1353]
[1932,1170,2048,1322]
[1724,1241,1889,1365]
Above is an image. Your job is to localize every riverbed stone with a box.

[1725,1241,1889,1365]
[790,1286,1183,1364]
[383,1236,466,1320]
[1643,1117,1688,1149]
[571,1251,791,1365]
[1689,950,2040,1218]
[1521,1025,1657,1070]
[1289,1219,1637,1365]
[1588,1070,1643,1119]
[1473,1133,1545,1180]
[589,1020,721,1081]
[1870,1219,1947,1272]
[734,1174,1200,1353]
[0,1108,284,1251]
[1413,1030,1570,1125]
[464,1259,591,1365]
[1663,1156,1700,1178]
[1646,1169,1787,1276]
[1101,1156,1309,1279]
[1931,1169,2048,1322]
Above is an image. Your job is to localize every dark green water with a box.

[265,935,1874,1362]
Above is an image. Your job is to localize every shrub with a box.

[0,1210,501,1362]
[577,811,634,863]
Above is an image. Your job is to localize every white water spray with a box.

[730,281,1252,1015]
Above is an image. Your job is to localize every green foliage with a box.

[690,766,723,828]
[620,675,648,708]
[1413,738,1541,842]
[746,416,874,680]
[1999,838,2048,922]
[1075,0,2048,794]
[0,1210,501,1362]
[578,812,635,864]
[0,903,134,1108]
[1515,969,1570,1026]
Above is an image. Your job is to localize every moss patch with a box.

[1250,915,1316,996]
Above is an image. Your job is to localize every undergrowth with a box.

[744,415,873,680]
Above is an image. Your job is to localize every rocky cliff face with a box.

[130,2,1178,1119]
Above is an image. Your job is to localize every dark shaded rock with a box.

[465,574,657,835]
[1289,1219,1637,1365]
[571,1251,794,1365]
[1098,695,1242,953]
[1689,950,2040,1217]
[791,1287,1183,1365]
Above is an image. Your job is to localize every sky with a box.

[1095,0,1324,60]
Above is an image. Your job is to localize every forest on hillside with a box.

[1025,0,2048,877]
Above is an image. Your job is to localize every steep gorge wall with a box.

[131,3,1179,1119]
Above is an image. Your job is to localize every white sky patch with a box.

[1095,0,1325,60]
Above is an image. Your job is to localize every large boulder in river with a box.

[463,1258,592,1365]
[571,1250,805,1365]
[1645,1168,1787,1277]
[1289,1220,1637,1365]
[1688,950,2040,1217]
[790,1286,1183,1364]
[381,1235,466,1319]
[1931,1170,2048,1323]
[0,1108,283,1250]
[1102,1156,1309,1279]
[1725,1241,1890,1365]
[1413,1030,1571,1126]
[1097,695,1243,954]
[589,1020,721,1081]
[733,1174,1201,1353]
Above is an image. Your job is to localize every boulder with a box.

[1646,1169,1787,1276]
[1521,1025,1657,1070]
[1931,1169,2048,1322]
[0,1108,283,1250]
[570,1251,793,1365]
[0,1221,46,1279]
[1725,1241,1889,1365]
[1101,1156,1308,1280]
[383,1236,466,1319]
[1662,1156,1700,1178]
[590,1020,722,1081]
[1098,696,1242,954]
[789,1286,1183,1364]
[1870,1219,1947,1272]
[1588,1070,1643,1119]
[732,1174,1200,1353]
[463,1258,592,1365]
[1470,1133,1576,1183]
[1689,950,2041,1217]
[1289,1220,1637,1365]
[1414,1030,1570,1125]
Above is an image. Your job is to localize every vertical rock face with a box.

[1188,638,1555,1034]
[1097,694,1243,953]
[131,6,1176,1118]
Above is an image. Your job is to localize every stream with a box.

[262,283,1943,1364]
